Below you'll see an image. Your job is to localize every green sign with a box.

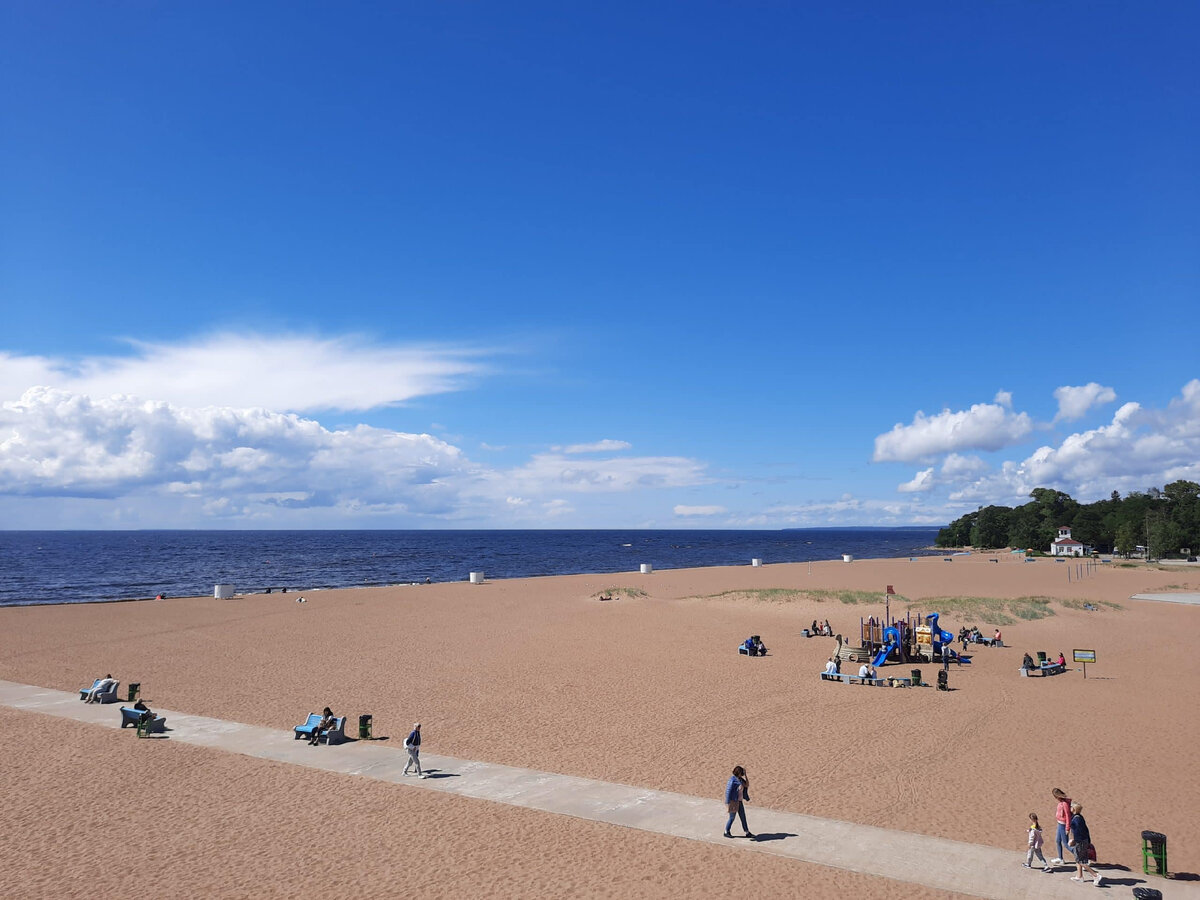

[1073,649,1096,663]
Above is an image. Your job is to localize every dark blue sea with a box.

[0,528,943,607]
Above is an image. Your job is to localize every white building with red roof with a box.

[1051,526,1085,557]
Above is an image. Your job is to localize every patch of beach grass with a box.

[693,588,909,605]
[591,586,647,600]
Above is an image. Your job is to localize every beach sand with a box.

[2,553,1197,897]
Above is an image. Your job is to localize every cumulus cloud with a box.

[673,504,726,516]
[945,380,1200,505]
[0,388,709,523]
[940,453,988,479]
[873,398,1033,463]
[897,468,935,493]
[1053,382,1117,422]
[0,334,492,412]
[558,439,632,454]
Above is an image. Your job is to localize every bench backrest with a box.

[306,713,322,727]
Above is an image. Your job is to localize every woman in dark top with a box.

[310,706,335,745]
[1068,802,1103,885]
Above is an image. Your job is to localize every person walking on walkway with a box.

[1068,802,1103,886]
[723,765,755,840]
[1050,787,1071,864]
[403,722,425,777]
[1024,813,1052,872]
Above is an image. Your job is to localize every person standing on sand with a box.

[1051,788,1071,864]
[723,766,755,840]
[403,722,425,777]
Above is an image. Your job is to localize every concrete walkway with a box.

[3,679,1190,900]
[1132,592,1200,606]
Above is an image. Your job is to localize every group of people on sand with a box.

[1024,787,1104,885]
[1021,651,1067,672]
[809,619,833,636]
[741,635,768,656]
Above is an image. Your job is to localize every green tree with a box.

[971,506,1012,549]
[1115,521,1139,557]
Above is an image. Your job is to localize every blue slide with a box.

[871,625,900,667]
[926,613,954,646]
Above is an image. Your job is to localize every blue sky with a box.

[1,2,1197,529]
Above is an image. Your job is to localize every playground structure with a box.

[835,596,963,668]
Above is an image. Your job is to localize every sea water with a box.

[0,528,942,607]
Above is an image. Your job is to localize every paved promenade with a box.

[3,679,1190,900]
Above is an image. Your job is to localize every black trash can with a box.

[359,714,373,740]
[128,682,140,702]
[910,668,922,686]
[1133,889,1163,900]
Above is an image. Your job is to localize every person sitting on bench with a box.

[132,698,157,727]
[308,706,336,746]
[824,658,838,676]
[1022,652,1035,672]
[1057,651,1066,668]
[857,662,876,680]
[85,674,117,703]
[811,620,819,636]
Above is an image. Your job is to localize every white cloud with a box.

[486,452,708,496]
[558,439,632,454]
[873,399,1033,463]
[897,468,935,493]
[0,334,492,412]
[944,380,1200,505]
[0,388,708,524]
[1053,382,1117,422]
[994,390,1013,407]
[940,453,988,479]
[673,504,726,516]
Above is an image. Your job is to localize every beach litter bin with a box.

[1133,890,1162,900]
[1141,830,1168,876]
[358,714,373,741]
[910,668,922,686]
[127,682,140,702]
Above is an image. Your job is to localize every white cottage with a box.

[1051,526,1084,557]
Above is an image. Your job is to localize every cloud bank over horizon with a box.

[1,336,1196,528]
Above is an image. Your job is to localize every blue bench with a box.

[80,679,120,704]
[294,714,346,745]
[1020,663,1065,677]
[119,706,166,733]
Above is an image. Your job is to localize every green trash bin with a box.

[358,714,373,741]
[128,682,140,702]
[910,668,922,686]
[1142,830,1167,876]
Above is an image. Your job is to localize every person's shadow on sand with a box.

[747,832,794,843]
[420,769,459,779]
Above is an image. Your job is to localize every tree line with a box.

[935,482,1200,557]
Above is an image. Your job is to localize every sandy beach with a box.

[2,552,1197,897]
